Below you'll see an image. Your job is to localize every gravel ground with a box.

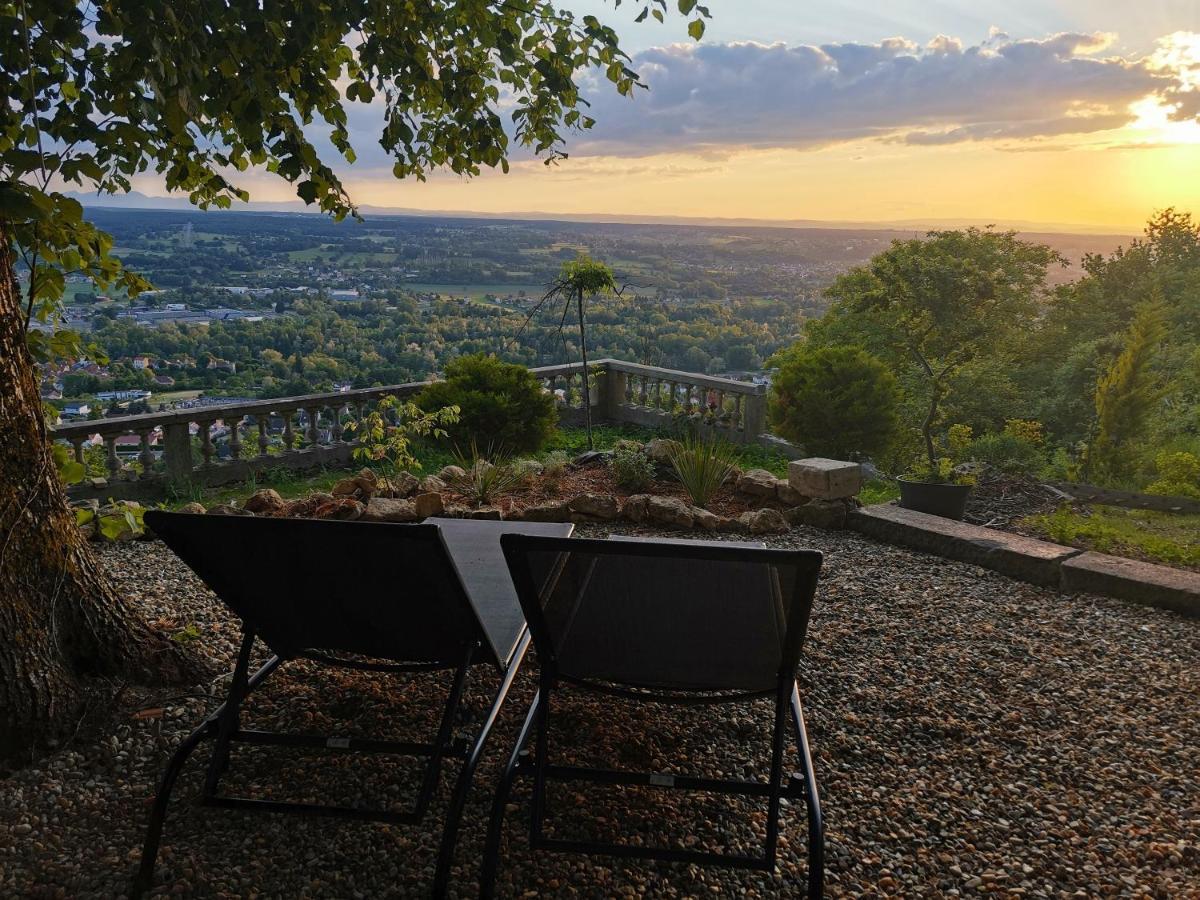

[1,524,1198,898]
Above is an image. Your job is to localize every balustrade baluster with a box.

[638,375,648,407]
[138,430,155,472]
[280,412,294,451]
[199,421,215,466]
[228,417,242,460]
[258,414,271,454]
[305,407,321,445]
[71,439,85,465]
[104,435,121,479]
[733,394,743,432]
[716,391,727,427]
[667,382,678,412]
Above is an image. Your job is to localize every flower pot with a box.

[897,477,973,520]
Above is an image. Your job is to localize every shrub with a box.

[609,442,655,491]
[446,444,524,506]
[1146,451,1200,498]
[965,432,1045,477]
[768,345,899,460]
[416,354,557,454]
[666,434,739,509]
[541,450,570,493]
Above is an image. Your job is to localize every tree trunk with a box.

[576,290,593,450]
[0,225,201,760]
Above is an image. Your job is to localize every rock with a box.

[519,501,572,523]
[776,481,808,506]
[331,477,359,497]
[736,468,781,498]
[436,465,466,482]
[382,471,420,498]
[242,488,286,515]
[313,498,365,521]
[717,515,746,533]
[568,492,621,520]
[787,498,848,530]
[623,494,652,523]
[788,457,863,500]
[463,506,502,520]
[646,495,694,529]
[644,438,680,463]
[208,503,254,517]
[362,497,418,522]
[691,507,720,530]
[739,507,790,535]
[413,491,445,518]
[88,477,107,489]
[420,474,448,493]
[573,450,610,467]
[178,502,207,515]
[282,492,334,518]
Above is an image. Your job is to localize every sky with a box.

[130,1,1200,231]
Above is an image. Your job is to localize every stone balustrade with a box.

[51,359,776,500]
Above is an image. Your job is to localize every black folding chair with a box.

[134,512,534,899]
[483,535,825,898]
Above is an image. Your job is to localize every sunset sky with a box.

[133,1,1200,231]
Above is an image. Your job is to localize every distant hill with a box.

[65,191,1138,241]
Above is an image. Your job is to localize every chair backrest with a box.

[501,534,822,694]
[145,512,483,664]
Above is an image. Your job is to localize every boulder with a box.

[178,502,207,515]
[382,471,420,498]
[420,474,448,494]
[776,481,808,507]
[717,515,746,533]
[646,495,694,529]
[413,491,445,518]
[786,498,848,530]
[519,501,573,523]
[622,494,652,523]
[691,507,720,531]
[282,492,334,518]
[208,503,254,517]
[242,488,286,515]
[332,468,379,500]
[88,477,108,490]
[313,498,365,521]
[787,458,862,500]
[362,497,419,523]
[568,493,622,520]
[644,438,680,463]
[437,465,467,482]
[739,507,790,535]
[736,468,781,499]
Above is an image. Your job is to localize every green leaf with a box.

[687,18,705,39]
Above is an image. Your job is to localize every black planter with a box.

[897,477,973,520]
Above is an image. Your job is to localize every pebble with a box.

[0,531,1196,898]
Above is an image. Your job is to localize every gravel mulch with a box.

[1,525,1198,898]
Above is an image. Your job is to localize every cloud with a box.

[567,30,1193,156]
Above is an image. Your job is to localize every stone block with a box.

[848,504,1078,587]
[1061,552,1200,617]
[788,458,862,500]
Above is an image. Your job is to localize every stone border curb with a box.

[848,504,1199,617]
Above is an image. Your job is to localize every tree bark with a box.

[576,289,592,450]
[0,224,201,760]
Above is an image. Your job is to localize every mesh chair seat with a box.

[552,554,785,692]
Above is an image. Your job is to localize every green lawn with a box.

[1024,505,1200,569]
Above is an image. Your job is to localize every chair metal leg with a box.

[432,631,531,899]
[413,643,478,820]
[202,630,256,800]
[790,683,824,900]
[131,718,218,898]
[479,690,541,900]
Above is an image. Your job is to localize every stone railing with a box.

[52,358,779,500]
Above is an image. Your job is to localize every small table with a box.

[427,517,574,667]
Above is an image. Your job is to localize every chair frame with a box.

[480,535,825,899]
[133,517,533,900]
